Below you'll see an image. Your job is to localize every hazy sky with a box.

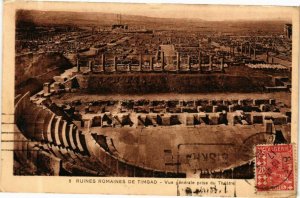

[68,4,293,21]
[20,2,294,21]
[72,3,294,21]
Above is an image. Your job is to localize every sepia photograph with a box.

[1,1,299,196]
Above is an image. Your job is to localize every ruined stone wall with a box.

[76,73,274,94]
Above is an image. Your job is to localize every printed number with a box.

[257,167,266,174]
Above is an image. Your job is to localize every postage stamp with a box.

[255,144,294,192]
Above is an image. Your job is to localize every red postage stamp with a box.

[255,144,294,192]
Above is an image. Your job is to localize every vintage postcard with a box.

[1,1,299,197]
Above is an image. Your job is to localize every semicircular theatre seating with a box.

[17,100,89,156]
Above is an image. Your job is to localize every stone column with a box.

[149,56,154,71]
[187,55,191,71]
[209,55,213,71]
[248,44,251,57]
[102,54,106,72]
[161,51,165,71]
[114,56,117,72]
[88,60,93,72]
[128,64,131,72]
[139,54,142,71]
[176,52,180,72]
[220,57,224,73]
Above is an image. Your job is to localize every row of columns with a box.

[240,42,274,64]
[176,52,192,72]
[76,53,225,73]
[77,54,151,73]
[240,42,257,60]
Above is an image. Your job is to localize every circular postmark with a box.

[238,132,275,162]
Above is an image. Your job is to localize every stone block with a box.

[186,114,194,126]
[264,119,274,134]
[272,115,287,125]
[209,113,219,125]
[161,115,171,126]
[251,113,263,124]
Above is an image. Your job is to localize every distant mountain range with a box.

[16,10,289,33]
[16,10,206,26]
